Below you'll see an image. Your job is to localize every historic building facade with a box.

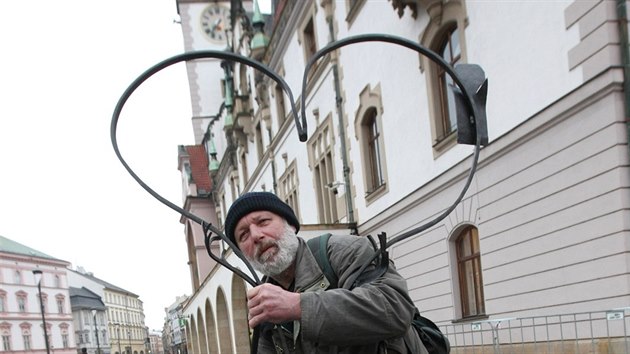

[174,0,630,352]
[0,235,151,354]
[0,236,76,354]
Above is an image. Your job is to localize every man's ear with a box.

[285,221,297,233]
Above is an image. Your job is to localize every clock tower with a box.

[176,0,234,143]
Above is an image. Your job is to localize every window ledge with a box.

[451,314,489,324]
[365,182,387,205]
[432,130,457,157]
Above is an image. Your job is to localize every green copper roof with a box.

[0,235,60,260]
[208,137,217,155]
[250,0,269,50]
[252,0,264,25]
[209,158,220,171]
[251,32,270,50]
[224,111,233,128]
[224,83,233,108]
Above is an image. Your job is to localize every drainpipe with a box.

[324,2,354,224]
[617,0,630,157]
[269,129,278,194]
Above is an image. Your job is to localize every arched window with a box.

[455,226,485,318]
[355,84,388,202]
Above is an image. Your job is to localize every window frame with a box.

[56,295,65,314]
[297,5,319,79]
[274,81,286,127]
[419,0,468,157]
[435,25,461,143]
[16,292,27,313]
[455,226,486,319]
[0,291,6,313]
[23,334,31,350]
[278,159,301,221]
[345,0,367,25]
[2,334,11,351]
[307,115,339,224]
[354,84,388,203]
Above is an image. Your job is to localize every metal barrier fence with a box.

[438,308,630,354]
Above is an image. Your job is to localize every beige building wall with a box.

[174,0,630,351]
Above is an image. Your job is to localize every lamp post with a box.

[115,323,122,354]
[91,310,101,354]
[32,270,51,354]
[127,328,132,354]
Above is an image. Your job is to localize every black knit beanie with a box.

[224,192,300,247]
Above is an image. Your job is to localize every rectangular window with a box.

[17,297,26,312]
[275,83,286,126]
[0,296,5,312]
[279,161,300,220]
[2,335,11,351]
[435,26,461,143]
[62,334,68,348]
[57,298,64,314]
[366,110,384,192]
[255,122,264,162]
[309,124,338,223]
[23,335,31,350]
[240,151,248,185]
[300,15,321,80]
[303,17,317,61]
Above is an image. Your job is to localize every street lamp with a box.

[91,310,101,354]
[127,328,132,354]
[115,323,122,354]
[32,270,50,354]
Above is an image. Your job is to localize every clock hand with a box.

[211,18,222,32]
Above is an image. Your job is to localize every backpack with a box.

[307,233,451,354]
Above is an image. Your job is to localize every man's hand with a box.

[247,283,301,328]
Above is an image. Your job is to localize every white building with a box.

[172,0,630,352]
[67,270,147,354]
[0,235,76,354]
[162,296,188,354]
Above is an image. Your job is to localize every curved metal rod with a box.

[300,34,483,287]
[204,230,259,287]
[110,50,297,287]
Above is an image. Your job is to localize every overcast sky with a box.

[0,0,271,331]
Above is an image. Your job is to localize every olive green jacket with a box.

[257,235,427,354]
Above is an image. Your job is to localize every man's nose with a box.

[250,225,265,242]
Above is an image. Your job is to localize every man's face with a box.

[234,210,298,276]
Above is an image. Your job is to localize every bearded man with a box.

[224,191,426,354]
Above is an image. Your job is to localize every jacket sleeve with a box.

[299,235,416,347]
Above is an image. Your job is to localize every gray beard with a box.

[246,223,298,277]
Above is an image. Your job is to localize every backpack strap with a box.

[306,233,339,288]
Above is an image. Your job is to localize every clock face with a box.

[200,4,230,45]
